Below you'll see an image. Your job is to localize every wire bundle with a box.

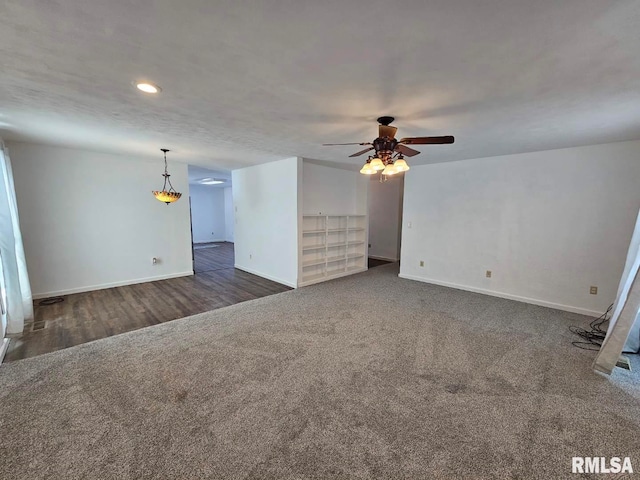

[569,304,613,351]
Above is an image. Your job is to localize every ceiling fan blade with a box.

[395,144,421,157]
[399,135,455,145]
[323,142,371,146]
[349,147,375,158]
[379,125,398,139]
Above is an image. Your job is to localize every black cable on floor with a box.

[570,303,640,354]
[569,304,612,351]
[38,296,64,306]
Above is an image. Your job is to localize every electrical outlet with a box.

[419,260,424,267]
[152,257,158,265]
[486,270,492,278]
[590,286,598,295]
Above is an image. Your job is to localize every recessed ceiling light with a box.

[199,178,225,185]
[136,82,161,94]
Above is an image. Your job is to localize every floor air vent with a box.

[616,356,631,371]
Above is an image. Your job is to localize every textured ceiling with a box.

[1,0,639,171]
[188,165,231,187]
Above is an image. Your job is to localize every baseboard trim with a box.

[234,265,296,288]
[194,239,226,244]
[398,273,602,317]
[32,271,195,299]
[0,338,10,364]
[369,255,398,262]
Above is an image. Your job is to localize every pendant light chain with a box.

[162,149,178,193]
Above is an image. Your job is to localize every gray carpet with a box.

[1,264,639,479]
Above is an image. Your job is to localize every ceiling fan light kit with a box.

[324,116,454,181]
[394,158,410,172]
[359,162,376,175]
[382,164,398,176]
[369,157,385,171]
[152,148,182,204]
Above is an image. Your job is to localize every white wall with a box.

[9,141,193,298]
[301,161,367,215]
[368,175,403,261]
[400,140,640,317]
[189,184,226,243]
[224,186,234,242]
[232,157,300,287]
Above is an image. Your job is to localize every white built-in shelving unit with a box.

[299,214,367,287]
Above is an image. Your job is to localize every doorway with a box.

[367,174,404,268]
[187,166,234,274]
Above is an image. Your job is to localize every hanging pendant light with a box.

[152,149,182,204]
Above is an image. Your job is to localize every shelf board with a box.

[326,268,347,275]
[299,266,368,287]
[303,214,365,217]
[302,258,326,267]
[303,228,360,234]
[303,242,353,252]
[326,255,346,264]
[302,244,326,252]
[346,265,365,273]
[301,272,326,283]
[302,255,350,267]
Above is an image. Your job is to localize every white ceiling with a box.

[1,1,639,171]
[188,165,231,187]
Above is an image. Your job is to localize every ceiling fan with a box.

[323,116,454,176]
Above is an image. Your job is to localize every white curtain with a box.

[593,209,640,374]
[621,211,640,355]
[0,141,33,335]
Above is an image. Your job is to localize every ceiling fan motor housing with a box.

[372,137,398,162]
[377,116,395,126]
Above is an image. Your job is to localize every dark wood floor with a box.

[5,242,291,362]
[193,242,234,273]
[368,258,393,268]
